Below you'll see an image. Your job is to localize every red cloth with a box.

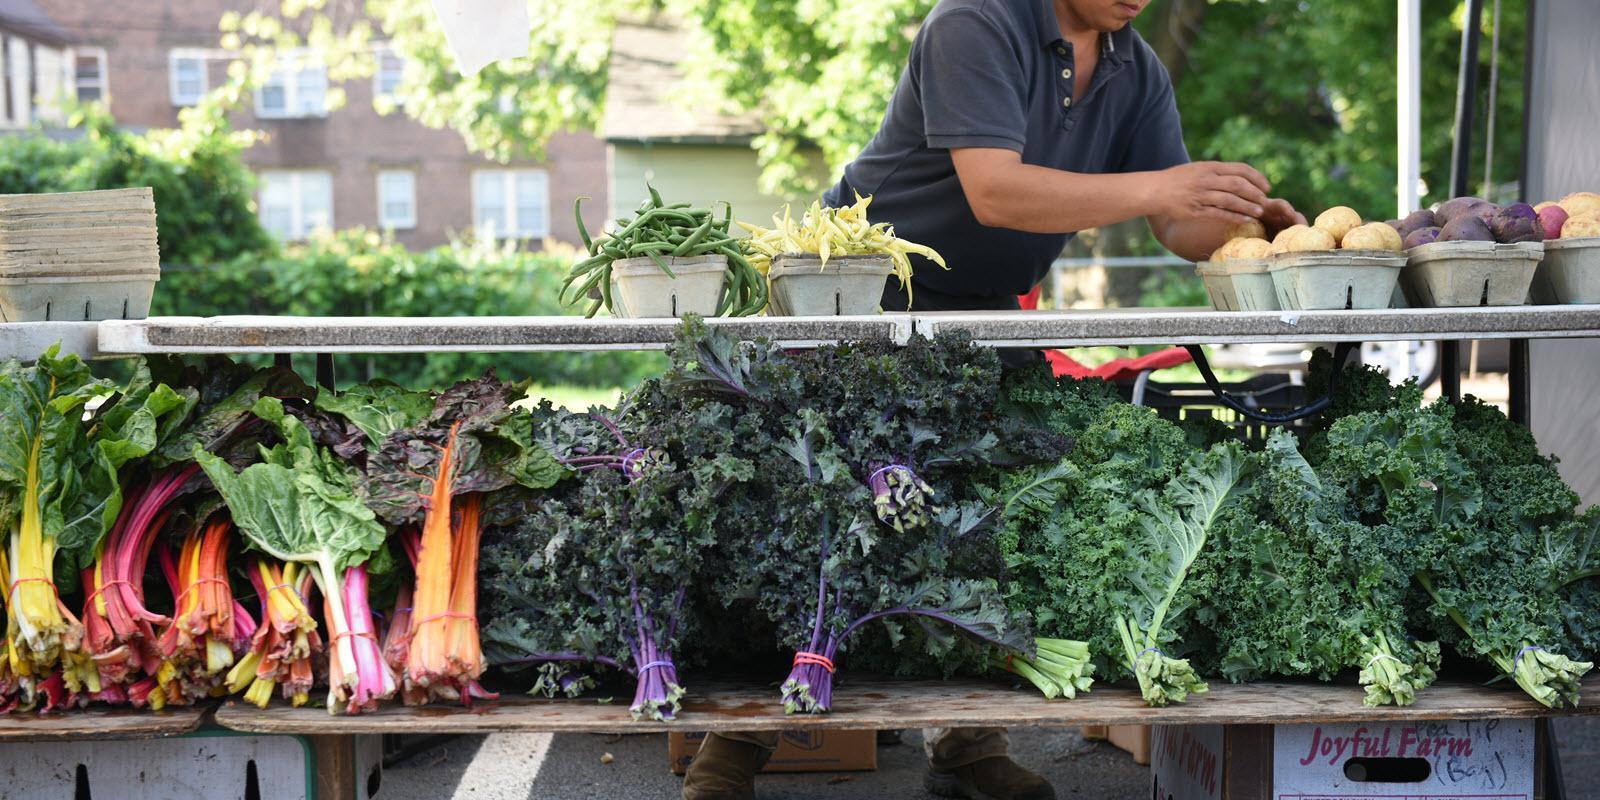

[1017,288,1193,381]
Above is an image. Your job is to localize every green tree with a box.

[0,90,273,264]
[227,0,1528,216]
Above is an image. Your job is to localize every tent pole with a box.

[1441,0,1485,405]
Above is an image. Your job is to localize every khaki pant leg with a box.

[704,730,781,750]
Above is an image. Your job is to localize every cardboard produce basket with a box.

[1531,237,1600,304]
[767,254,892,316]
[1268,250,1404,310]
[1403,240,1543,307]
[610,255,728,318]
[1195,261,1239,311]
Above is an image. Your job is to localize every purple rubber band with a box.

[1512,645,1544,674]
[637,660,673,676]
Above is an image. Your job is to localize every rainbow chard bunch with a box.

[0,348,198,710]
[227,557,320,708]
[361,375,563,706]
[196,397,392,714]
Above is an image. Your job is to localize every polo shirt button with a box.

[1055,45,1067,56]
[1062,68,1073,79]
[1062,96,1072,109]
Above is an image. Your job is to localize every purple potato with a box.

[1438,215,1495,242]
[1385,219,1403,232]
[1490,203,1544,243]
[1397,209,1438,237]
[1538,206,1569,240]
[1402,226,1442,249]
[1446,196,1491,227]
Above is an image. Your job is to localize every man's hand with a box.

[1151,162,1274,226]
[1260,198,1307,236]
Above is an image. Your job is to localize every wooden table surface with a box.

[0,705,206,741]
[211,676,1600,735]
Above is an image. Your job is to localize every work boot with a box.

[925,755,1057,800]
[681,735,773,800]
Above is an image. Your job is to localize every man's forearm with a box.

[1148,215,1233,263]
[961,162,1163,234]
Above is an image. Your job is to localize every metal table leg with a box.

[1509,339,1531,427]
[1440,341,1462,403]
[316,353,336,390]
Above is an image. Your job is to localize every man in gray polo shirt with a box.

[683,1,1302,799]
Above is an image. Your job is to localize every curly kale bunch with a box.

[1197,431,1440,706]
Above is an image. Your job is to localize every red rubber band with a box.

[332,630,379,643]
[8,577,61,602]
[792,651,835,674]
[172,576,232,609]
[410,611,477,630]
[84,578,135,609]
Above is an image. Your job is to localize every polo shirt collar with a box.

[1033,1,1137,62]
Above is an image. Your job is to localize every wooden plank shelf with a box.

[0,706,206,742]
[915,306,1600,347]
[97,314,915,354]
[211,677,1600,736]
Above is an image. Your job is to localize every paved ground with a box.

[381,718,1600,799]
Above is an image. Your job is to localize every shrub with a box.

[154,230,664,390]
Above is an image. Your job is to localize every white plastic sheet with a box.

[428,0,530,76]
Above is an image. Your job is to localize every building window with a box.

[168,49,206,106]
[377,170,416,230]
[260,170,333,240]
[256,53,328,118]
[473,170,548,239]
[373,47,403,103]
[73,48,107,104]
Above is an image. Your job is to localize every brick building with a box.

[35,0,607,249]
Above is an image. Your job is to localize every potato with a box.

[1539,206,1569,240]
[1341,222,1403,251]
[1313,206,1362,242]
[1397,209,1438,237]
[1563,212,1600,239]
[1439,215,1495,242]
[1227,219,1267,241]
[1490,203,1544,243]
[1270,224,1310,254]
[1436,196,1493,226]
[1229,237,1273,260]
[1402,226,1442,249]
[1285,226,1338,252]
[1559,192,1600,219]
[1534,201,1559,213]
[1210,238,1242,260]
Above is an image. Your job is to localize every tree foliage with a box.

[228,1,1528,213]
[0,96,271,264]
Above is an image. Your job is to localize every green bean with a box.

[574,196,595,255]
[648,184,665,208]
[647,249,678,279]
[585,297,603,319]
[600,271,615,315]
[627,241,678,255]
[566,266,609,306]
[673,216,715,256]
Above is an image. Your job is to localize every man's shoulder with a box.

[925,0,1030,31]
[1120,26,1172,79]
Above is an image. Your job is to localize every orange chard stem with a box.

[407,421,462,687]
[445,493,484,679]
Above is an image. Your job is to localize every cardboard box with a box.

[668,729,878,774]
[1152,720,1542,800]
